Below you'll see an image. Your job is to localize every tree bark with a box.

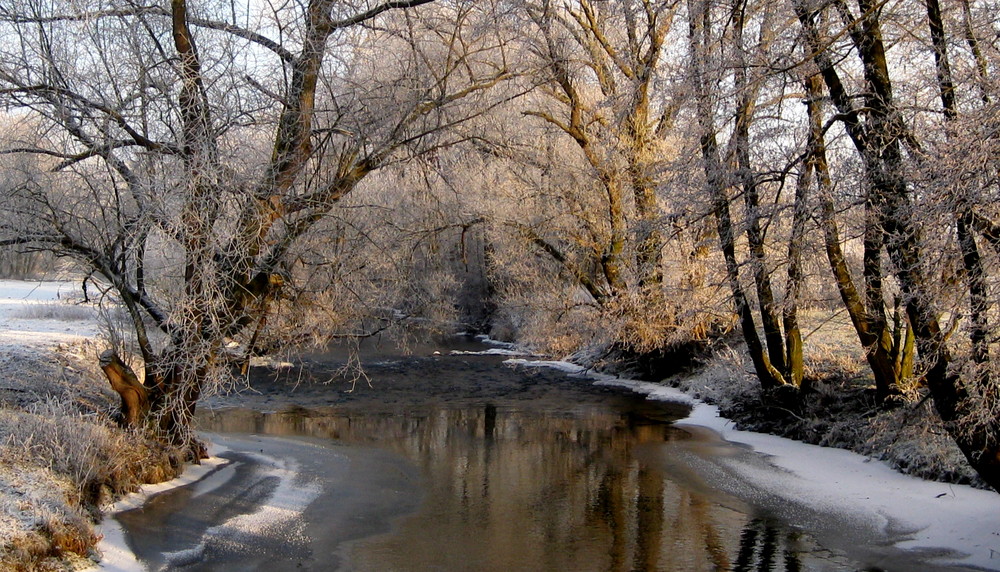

[732,0,786,378]
[99,350,149,429]
[925,0,989,369]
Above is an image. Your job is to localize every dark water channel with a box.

[112,339,952,571]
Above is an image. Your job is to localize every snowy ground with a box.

[0,280,108,569]
[0,279,101,348]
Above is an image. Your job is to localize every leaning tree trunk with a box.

[732,0,789,380]
[795,0,1000,490]
[794,0,913,403]
[99,347,210,459]
[99,350,149,428]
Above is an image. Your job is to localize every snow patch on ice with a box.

[96,440,321,571]
[504,358,697,407]
[96,445,232,572]
[591,377,697,407]
[160,451,320,569]
[504,358,588,375]
[450,348,532,356]
[472,334,519,350]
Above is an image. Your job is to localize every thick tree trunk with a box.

[99,348,209,459]
[783,98,812,388]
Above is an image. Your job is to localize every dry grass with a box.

[797,307,871,382]
[1,401,181,510]
[9,304,96,323]
[0,341,183,570]
[0,462,97,571]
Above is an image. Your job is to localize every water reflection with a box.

[197,403,844,571]
[734,518,803,572]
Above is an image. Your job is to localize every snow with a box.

[0,279,100,348]
[504,357,590,374]
[450,348,532,356]
[680,400,1000,569]
[505,357,697,406]
[96,455,229,572]
[471,334,519,350]
[156,445,320,570]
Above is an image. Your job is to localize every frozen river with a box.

[104,339,999,571]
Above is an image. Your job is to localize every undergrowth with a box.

[0,342,183,571]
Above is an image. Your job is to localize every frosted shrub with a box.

[0,399,166,509]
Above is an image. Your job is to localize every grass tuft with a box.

[9,304,96,322]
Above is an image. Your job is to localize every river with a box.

[107,338,988,571]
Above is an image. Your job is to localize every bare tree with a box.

[686,0,817,390]
[0,0,511,449]
[790,0,1000,488]
[503,0,696,352]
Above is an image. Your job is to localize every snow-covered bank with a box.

[506,357,1000,571]
[0,279,189,570]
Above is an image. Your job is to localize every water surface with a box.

[113,340,962,571]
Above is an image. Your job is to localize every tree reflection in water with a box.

[734,517,802,572]
[197,401,852,571]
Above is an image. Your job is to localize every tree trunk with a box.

[732,0,787,378]
[688,0,785,389]
[803,0,1000,489]
[925,0,990,370]
[99,350,149,429]
[783,85,813,387]
[795,0,911,402]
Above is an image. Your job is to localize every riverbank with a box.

[589,319,985,489]
[110,342,1000,571]
[0,280,183,571]
[1,278,998,569]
